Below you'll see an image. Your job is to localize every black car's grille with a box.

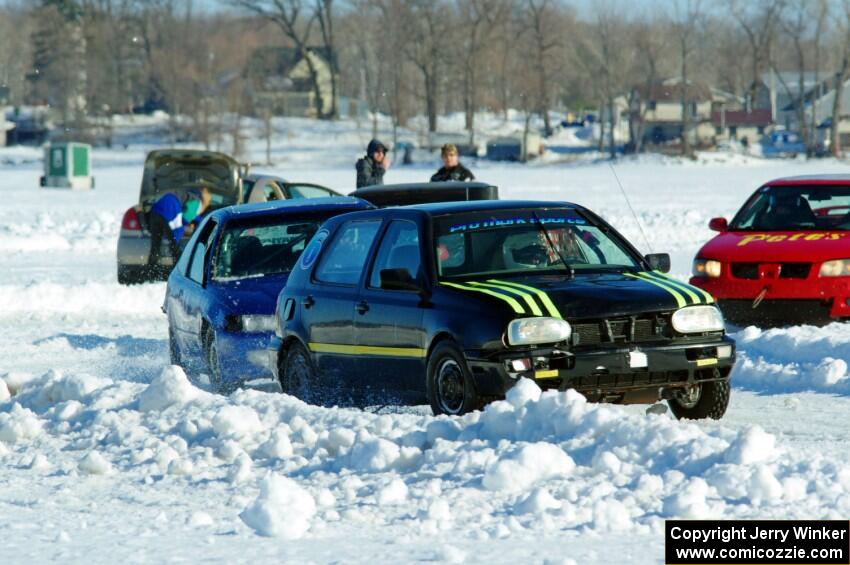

[730,262,811,280]
[572,314,671,346]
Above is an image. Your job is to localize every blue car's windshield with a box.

[212,218,322,281]
[433,208,640,279]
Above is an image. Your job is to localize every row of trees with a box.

[3,0,850,155]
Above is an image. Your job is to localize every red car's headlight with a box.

[693,259,721,278]
[819,259,850,277]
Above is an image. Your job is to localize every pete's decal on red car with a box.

[737,233,846,246]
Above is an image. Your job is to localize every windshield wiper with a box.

[532,211,575,278]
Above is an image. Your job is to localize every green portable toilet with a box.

[40,142,94,190]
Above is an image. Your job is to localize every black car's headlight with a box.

[692,259,721,278]
[507,317,572,346]
[819,259,850,277]
[671,305,725,333]
[225,314,277,333]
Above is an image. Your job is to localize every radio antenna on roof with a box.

[609,163,653,254]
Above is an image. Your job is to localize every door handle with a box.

[302,295,315,309]
[356,300,369,314]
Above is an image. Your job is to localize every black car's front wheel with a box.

[668,376,730,420]
[426,341,481,416]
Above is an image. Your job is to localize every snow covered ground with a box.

[3,116,850,563]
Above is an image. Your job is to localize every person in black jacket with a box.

[356,139,390,188]
[430,144,474,182]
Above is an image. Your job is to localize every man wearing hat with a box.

[356,139,390,188]
[430,144,474,182]
[147,186,211,277]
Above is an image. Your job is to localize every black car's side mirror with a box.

[645,253,671,273]
[380,268,421,292]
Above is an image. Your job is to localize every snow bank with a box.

[732,325,850,394]
[240,474,317,538]
[2,372,850,546]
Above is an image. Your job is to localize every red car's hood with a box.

[699,230,850,262]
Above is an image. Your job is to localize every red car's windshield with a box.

[730,185,850,231]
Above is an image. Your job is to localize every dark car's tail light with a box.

[121,208,141,231]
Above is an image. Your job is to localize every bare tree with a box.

[771,0,829,157]
[729,0,782,104]
[626,16,668,153]
[231,0,335,119]
[673,0,703,158]
[456,0,508,143]
[831,1,850,156]
[403,0,450,134]
[517,0,563,136]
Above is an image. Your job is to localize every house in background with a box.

[712,108,773,146]
[610,78,740,147]
[242,46,336,118]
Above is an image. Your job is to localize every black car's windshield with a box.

[212,217,321,281]
[731,185,850,231]
[433,208,640,279]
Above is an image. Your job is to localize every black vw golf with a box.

[269,200,735,418]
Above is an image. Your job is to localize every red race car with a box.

[690,175,850,325]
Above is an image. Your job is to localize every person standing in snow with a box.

[356,139,390,188]
[430,144,474,182]
[147,187,211,276]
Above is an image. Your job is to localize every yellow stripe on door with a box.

[308,343,426,358]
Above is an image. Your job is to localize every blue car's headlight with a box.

[226,315,277,333]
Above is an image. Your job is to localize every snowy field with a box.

[3,117,850,564]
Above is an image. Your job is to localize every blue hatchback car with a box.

[164,197,374,392]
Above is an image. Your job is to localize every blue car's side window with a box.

[187,220,217,285]
[314,220,381,286]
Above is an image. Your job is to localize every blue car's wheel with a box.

[204,326,236,395]
[168,325,181,365]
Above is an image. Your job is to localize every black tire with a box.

[204,326,237,395]
[426,341,482,416]
[281,341,324,404]
[118,265,147,285]
[168,325,181,365]
[668,378,730,420]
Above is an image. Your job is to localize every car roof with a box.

[209,196,372,222]
[351,181,496,194]
[764,175,850,186]
[243,172,288,183]
[401,199,579,215]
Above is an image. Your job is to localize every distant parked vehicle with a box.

[116,150,339,285]
[486,135,542,162]
[761,131,807,158]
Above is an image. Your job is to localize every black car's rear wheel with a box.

[426,341,481,416]
[282,342,321,404]
[668,375,730,420]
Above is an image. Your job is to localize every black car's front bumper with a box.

[465,336,735,402]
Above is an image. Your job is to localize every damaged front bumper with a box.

[465,335,736,403]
